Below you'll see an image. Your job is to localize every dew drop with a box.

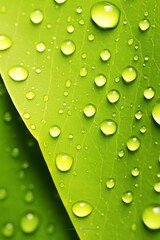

[0,35,12,50]
[131,167,140,177]
[2,222,15,238]
[20,212,39,234]
[8,66,28,81]
[126,136,141,151]
[36,42,46,52]
[140,125,147,134]
[72,201,93,217]
[135,110,143,120]
[94,74,107,87]
[139,19,150,31]
[61,40,76,56]
[76,6,82,14]
[83,104,96,118]
[47,223,55,235]
[152,103,160,125]
[80,67,88,77]
[122,66,137,83]
[143,87,155,100]
[54,0,67,4]
[67,24,74,33]
[100,49,111,61]
[91,1,121,29]
[0,187,7,200]
[30,10,43,24]
[3,112,12,123]
[65,80,71,88]
[118,149,125,158]
[88,33,95,41]
[122,191,133,204]
[106,178,115,189]
[127,38,134,46]
[11,147,20,158]
[24,190,34,203]
[133,54,139,62]
[107,89,120,103]
[49,125,61,138]
[142,204,160,230]
[23,112,31,120]
[55,153,73,171]
[26,91,35,100]
[154,182,160,193]
[100,119,117,136]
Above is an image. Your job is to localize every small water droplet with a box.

[152,103,160,125]
[2,222,15,238]
[76,6,82,14]
[126,136,141,151]
[122,66,137,83]
[54,0,67,4]
[133,54,139,62]
[79,67,88,77]
[127,38,134,46]
[154,182,160,193]
[11,147,20,158]
[24,190,34,203]
[47,223,55,235]
[83,104,96,118]
[139,19,150,31]
[140,125,147,134]
[72,201,93,217]
[142,204,160,230]
[8,66,28,81]
[94,74,107,87]
[88,33,95,41]
[0,35,12,50]
[36,42,46,52]
[23,112,31,120]
[143,87,155,100]
[122,191,133,204]
[30,10,43,24]
[67,24,74,33]
[118,149,125,158]
[107,89,120,103]
[100,119,117,136]
[55,153,73,171]
[100,49,111,61]
[20,212,39,234]
[61,40,76,56]
[25,91,35,100]
[3,112,12,122]
[0,187,7,200]
[131,167,140,177]
[106,178,115,189]
[91,2,121,29]
[49,125,61,138]
[135,110,143,120]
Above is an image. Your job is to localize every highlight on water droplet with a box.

[0,187,7,200]
[61,40,76,56]
[143,87,155,100]
[72,201,93,217]
[55,153,73,171]
[106,178,115,189]
[8,66,28,81]
[100,119,117,136]
[152,103,160,125]
[54,0,67,4]
[142,204,160,230]
[94,74,107,87]
[20,212,39,234]
[0,35,12,50]
[107,89,120,103]
[154,182,160,193]
[49,125,61,138]
[122,66,137,83]
[122,191,133,204]
[90,1,121,29]
[2,222,15,238]
[36,42,46,52]
[126,136,141,151]
[100,49,111,62]
[30,10,44,24]
[83,104,96,118]
[139,19,150,31]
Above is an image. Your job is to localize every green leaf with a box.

[0,77,78,239]
[0,0,160,239]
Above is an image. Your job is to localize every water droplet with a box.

[140,125,147,134]
[122,66,137,83]
[76,6,82,14]
[94,74,107,87]
[127,38,134,46]
[49,125,61,138]
[36,42,46,52]
[3,112,12,122]
[131,167,140,177]
[139,19,150,31]
[55,153,73,171]
[0,187,7,200]
[152,103,160,125]
[133,54,139,62]
[0,35,12,50]
[91,2,121,29]
[30,10,43,24]
[107,89,120,103]
[80,67,88,77]
[122,191,133,204]
[67,24,74,33]
[143,87,155,100]
[100,119,117,136]
[100,49,111,61]
[24,190,34,203]
[126,136,141,151]
[106,178,115,189]
[118,149,125,158]
[154,182,160,193]
[65,80,71,88]
[61,40,76,56]
[8,66,28,81]
[47,223,55,234]
[142,204,160,230]
[23,112,31,120]
[83,104,96,118]
[20,212,39,234]
[135,110,143,120]
[11,147,20,158]
[88,33,95,41]
[2,222,15,238]
[26,91,35,100]
[72,201,93,217]
[54,0,67,4]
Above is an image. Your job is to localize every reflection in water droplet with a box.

[26,91,35,100]
[152,103,160,125]
[91,2,121,29]
[139,19,150,31]
[55,153,73,171]
[72,201,93,217]
[94,74,107,87]
[122,191,133,204]
[0,187,7,200]
[106,178,115,189]
[83,104,96,118]
[0,35,12,50]
[143,87,155,100]
[8,66,28,81]
[131,167,140,177]
[100,49,111,61]
[100,119,117,136]
[80,67,88,77]
[36,42,46,52]
[154,182,160,193]
[107,89,120,103]
[61,40,76,56]
[49,125,61,138]
[20,212,39,234]
[127,136,141,151]
[30,10,43,24]
[122,66,137,83]
[142,204,160,230]
[2,222,15,238]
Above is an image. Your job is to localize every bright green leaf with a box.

[0,0,160,239]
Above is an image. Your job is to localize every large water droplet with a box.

[8,66,28,81]
[100,49,111,61]
[0,35,12,50]
[142,204,160,230]
[106,178,115,189]
[55,153,73,171]
[143,87,155,100]
[61,40,76,56]
[83,104,96,118]
[49,125,61,138]
[100,119,117,136]
[30,10,43,24]
[72,201,93,217]
[94,74,107,87]
[152,103,160,125]
[91,1,120,29]
[2,222,15,238]
[107,89,120,103]
[126,136,141,151]
[139,19,150,31]
[20,212,39,234]
[122,191,133,204]
[122,66,137,83]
